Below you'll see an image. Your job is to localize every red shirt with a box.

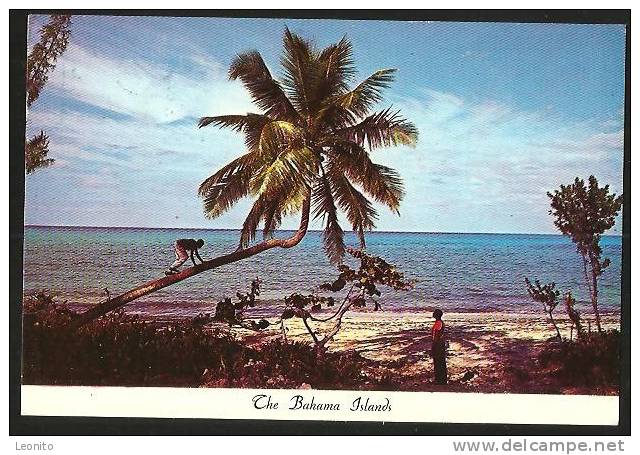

[432,320,444,342]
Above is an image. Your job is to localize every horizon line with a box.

[23,224,623,237]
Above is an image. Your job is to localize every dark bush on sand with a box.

[201,340,367,389]
[538,331,619,388]
[23,292,242,386]
[22,293,372,389]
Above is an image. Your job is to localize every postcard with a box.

[14,11,629,432]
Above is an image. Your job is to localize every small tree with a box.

[196,277,270,331]
[280,248,413,354]
[525,278,562,340]
[201,250,413,356]
[25,14,72,174]
[25,131,54,173]
[564,291,583,341]
[547,176,622,332]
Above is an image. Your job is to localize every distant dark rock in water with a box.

[460,370,478,382]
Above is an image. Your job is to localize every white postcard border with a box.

[21,386,618,426]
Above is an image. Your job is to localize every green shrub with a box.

[538,330,619,388]
[22,293,372,389]
[23,292,252,386]
[203,340,367,389]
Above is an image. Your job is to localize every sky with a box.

[24,15,626,234]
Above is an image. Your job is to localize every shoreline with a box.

[22,293,620,395]
[27,294,621,320]
[232,309,621,355]
[230,310,620,395]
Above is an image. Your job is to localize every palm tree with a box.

[70,29,417,329]
[199,28,417,262]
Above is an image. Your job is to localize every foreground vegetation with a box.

[537,330,620,390]
[517,175,622,393]
[22,292,619,394]
[22,292,393,389]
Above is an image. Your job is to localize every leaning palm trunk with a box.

[69,30,419,330]
[68,197,310,330]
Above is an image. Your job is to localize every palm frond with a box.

[198,114,304,156]
[316,35,355,100]
[280,27,320,118]
[257,120,304,157]
[312,173,345,264]
[262,198,283,239]
[331,143,404,214]
[240,196,268,248]
[333,69,396,118]
[229,51,299,120]
[198,114,249,130]
[328,161,378,247]
[315,69,397,131]
[199,152,251,195]
[261,183,310,239]
[250,145,318,199]
[201,176,251,220]
[314,104,358,132]
[199,153,256,218]
[241,183,311,246]
[338,107,418,150]
[198,113,274,152]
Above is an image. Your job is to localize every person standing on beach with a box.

[165,238,205,275]
[431,309,448,385]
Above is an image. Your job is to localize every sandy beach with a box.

[234,310,620,395]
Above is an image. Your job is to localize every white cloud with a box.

[371,89,624,233]
[44,43,255,124]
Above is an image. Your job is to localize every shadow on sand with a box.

[348,324,555,393]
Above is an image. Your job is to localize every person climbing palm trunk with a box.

[165,238,205,275]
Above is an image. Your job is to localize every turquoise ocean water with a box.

[22,226,622,319]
